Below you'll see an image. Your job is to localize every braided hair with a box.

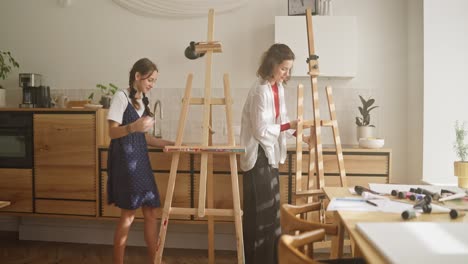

[128,58,158,117]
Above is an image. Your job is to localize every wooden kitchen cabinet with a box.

[34,113,96,215]
[99,149,191,219]
[0,168,33,213]
[290,149,391,204]
[97,147,391,222]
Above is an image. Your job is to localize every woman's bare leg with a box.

[142,206,160,263]
[113,209,136,264]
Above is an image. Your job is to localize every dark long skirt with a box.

[243,146,281,264]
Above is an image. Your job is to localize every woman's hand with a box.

[289,119,300,130]
[132,116,154,133]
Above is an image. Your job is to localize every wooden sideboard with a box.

[33,113,96,216]
[98,146,391,222]
[0,109,391,221]
[0,109,98,216]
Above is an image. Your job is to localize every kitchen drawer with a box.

[100,150,191,171]
[0,168,33,213]
[35,199,96,216]
[290,153,389,175]
[192,173,290,222]
[149,152,191,171]
[35,166,95,200]
[195,154,241,172]
[100,172,190,220]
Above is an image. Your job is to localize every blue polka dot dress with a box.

[107,96,161,210]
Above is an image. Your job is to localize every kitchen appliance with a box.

[0,112,33,168]
[19,73,51,108]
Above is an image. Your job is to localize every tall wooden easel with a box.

[294,9,347,259]
[294,9,347,200]
[154,9,244,264]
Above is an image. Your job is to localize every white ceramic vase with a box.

[356,126,375,142]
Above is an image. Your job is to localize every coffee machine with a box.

[19,73,51,108]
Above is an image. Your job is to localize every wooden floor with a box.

[0,232,237,264]
[0,231,343,264]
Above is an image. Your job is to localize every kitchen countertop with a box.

[0,107,99,112]
[98,144,391,153]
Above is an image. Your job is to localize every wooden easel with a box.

[154,9,244,264]
[294,8,347,203]
[294,8,347,259]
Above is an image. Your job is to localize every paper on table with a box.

[370,199,414,213]
[327,198,380,212]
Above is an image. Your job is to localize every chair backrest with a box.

[278,230,325,264]
[281,203,337,235]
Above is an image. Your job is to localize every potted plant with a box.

[88,83,118,108]
[453,120,468,188]
[355,95,379,141]
[0,50,20,107]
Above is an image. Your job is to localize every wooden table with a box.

[323,187,468,264]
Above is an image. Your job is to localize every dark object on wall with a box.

[184,41,205,60]
[288,0,317,16]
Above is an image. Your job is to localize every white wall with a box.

[407,0,424,184]
[0,0,423,245]
[423,0,468,184]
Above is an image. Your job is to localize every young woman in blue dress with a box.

[107,58,173,264]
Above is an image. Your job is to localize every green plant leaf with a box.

[365,98,375,108]
[359,95,366,106]
[358,106,365,116]
[0,50,20,80]
[367,106,379,113]
[355,117,362,126]
[364,115,370,126]
[108,83,118,94]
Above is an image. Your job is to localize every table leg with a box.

[330,211,344,258]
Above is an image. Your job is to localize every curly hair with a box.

[257,43,295,83]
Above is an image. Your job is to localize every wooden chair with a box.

[278,229,325,264]
[281,203,339,259]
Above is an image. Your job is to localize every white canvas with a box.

[356,222,468,264]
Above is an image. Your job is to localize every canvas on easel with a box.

[154,9,244,264]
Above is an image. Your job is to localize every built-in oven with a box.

[0,112,33,168]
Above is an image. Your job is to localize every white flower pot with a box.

[356,126,375,142]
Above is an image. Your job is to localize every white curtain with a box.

[112,0,248,18]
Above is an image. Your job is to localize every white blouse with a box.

[239,79,293,172]
[107,89,145,124]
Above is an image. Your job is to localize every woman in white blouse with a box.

[240,43,298,264]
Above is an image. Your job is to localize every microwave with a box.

[0,112,33,168]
